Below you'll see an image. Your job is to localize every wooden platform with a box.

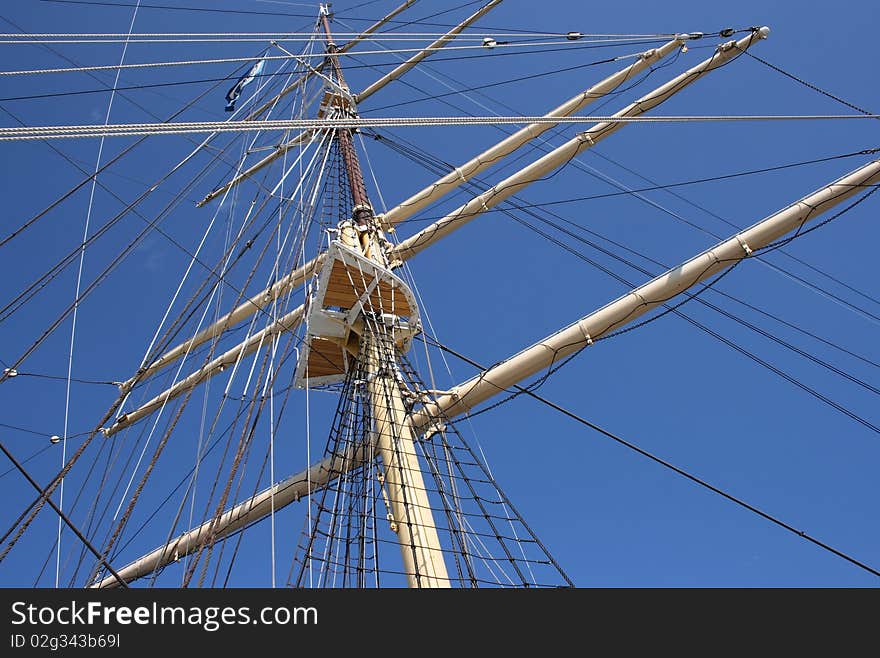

[304,337,348,379]
[317,91,354,119]
[293,241,420,388]
[322,259,412,316]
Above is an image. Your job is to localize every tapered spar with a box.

[390,28,771,262]
[104,307,304,436]
[335,0,420,55]
[378,35,691,227]
[92,156,880,587]
[125,33,696,402]
[91,446,366,588]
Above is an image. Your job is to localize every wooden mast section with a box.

[93,155,880,588]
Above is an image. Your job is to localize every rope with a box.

[0,53,311,77]
[0,31,681,39]
[3,114,878,141]
[55,0,139,589]
[426,338,880,580]
[0,36,641,50]
[0,55,305,566]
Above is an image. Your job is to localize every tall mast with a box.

[92,154,880,588]
[317,4,449,587]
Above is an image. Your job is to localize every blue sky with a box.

[0,0,878,587]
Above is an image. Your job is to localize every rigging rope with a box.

[57,0,139,589]
[2,114,878,141]
[93,122,330,587]
[0,442,129,586]
[0,39,675,103]
[393,148,880,223]
[0,36,656,48]
[0,57,324,566]
[736,48,876,118]
[0,31,680,40]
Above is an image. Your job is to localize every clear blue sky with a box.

[0,0,878,587]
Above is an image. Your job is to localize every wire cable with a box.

[388,148,880,224]
[737,48,875,117]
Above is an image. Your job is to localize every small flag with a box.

[225,59,265,112]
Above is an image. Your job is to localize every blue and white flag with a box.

[225,58,265,112]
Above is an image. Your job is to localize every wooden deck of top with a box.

[321,259,412,317]
[305,336,347,378]
[295,242,419,387]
